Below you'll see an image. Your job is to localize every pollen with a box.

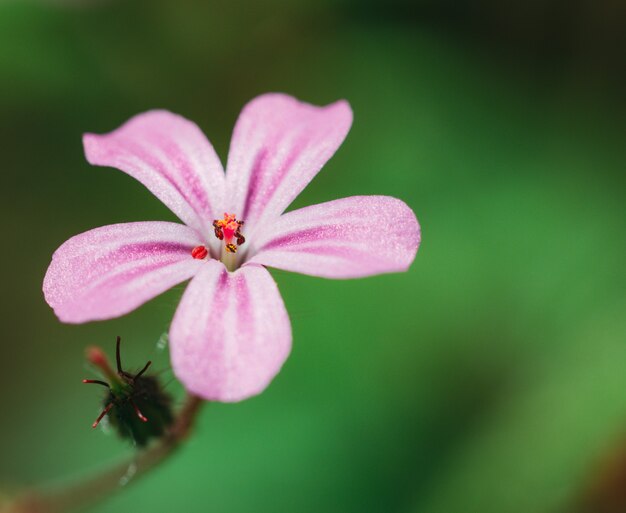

[191,245,208,259]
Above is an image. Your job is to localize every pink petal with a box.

[83,111,225,236]
[224,93,352,234]
[43,222,203,323]
[170,260,292,402]
[246,196,420,279]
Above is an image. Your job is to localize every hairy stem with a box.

[4,394,204,513]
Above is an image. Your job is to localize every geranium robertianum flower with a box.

[43,94,421,402]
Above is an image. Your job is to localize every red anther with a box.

[191,245,208,259]
[225,243,237,253]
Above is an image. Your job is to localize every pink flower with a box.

[43,94,420,402]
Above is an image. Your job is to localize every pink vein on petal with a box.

[43,221,204,323]
[224,93,353,235]
[170,261,292,402]
[83,110,225,236]
[247,195,420,279]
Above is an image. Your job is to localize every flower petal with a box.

[224,93,352,234]
[43,222,203,323]
[246,196,420,279]
[170,260,292,402]
[83,111,225,236]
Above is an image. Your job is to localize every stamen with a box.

[191,245,208,259]
[212,213,246,269]
[212,220,224,240]
[235,221,245,245]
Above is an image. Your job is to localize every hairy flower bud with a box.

[83,336,174,447]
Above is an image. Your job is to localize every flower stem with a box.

[3,394,204,513]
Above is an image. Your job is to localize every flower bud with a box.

[84,336,174,447]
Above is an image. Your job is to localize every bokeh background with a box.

[1,1,624,512]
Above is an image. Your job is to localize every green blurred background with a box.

[1,1,624,512]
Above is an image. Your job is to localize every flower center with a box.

[189,213,246,271]
[212,213,246,252]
